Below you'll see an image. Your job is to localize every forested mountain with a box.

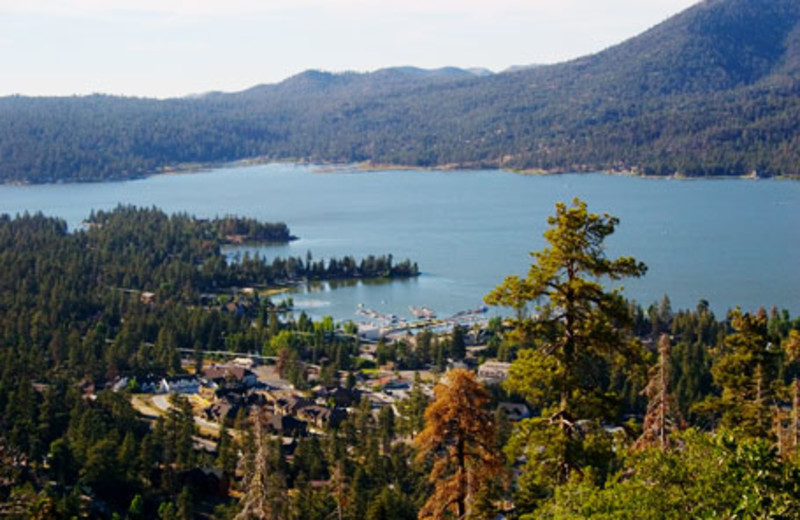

[3,0,800,183]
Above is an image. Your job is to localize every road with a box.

[133,393,223,440]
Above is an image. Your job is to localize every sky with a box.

[0,0,699,98]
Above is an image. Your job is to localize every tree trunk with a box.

[457,437,466,519]
[659,350,666,449]
[793,378,800,453]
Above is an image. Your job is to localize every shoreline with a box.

[3,157,799,186]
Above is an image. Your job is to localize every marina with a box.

[356,304,490,342]
[409,305,437,319]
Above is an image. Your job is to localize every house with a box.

[204,390,268,424]
[478,361,512,384]
[383,389,410,402]
[358,352,377,365]
[497,402,532,422]
[464,328,487,346]
[140,292,156,305]
[273,395,313,416]
[381,378,411,391]
[115,374,161,394]
[266,414,307,437]
[159,376,200,395]
[232,357,256,369]
[111,376,131,392]
[314,386,361,408]
[243,390,269,408]
[202,364,258,389]
[297,405,347,429]
[365,392,394,408]
[205,399,241,424]
[358,324,383,342]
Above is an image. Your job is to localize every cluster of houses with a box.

[111,360,258,396]
[112,353,532,447]
[204,385,356,436]
[113,358,369,438]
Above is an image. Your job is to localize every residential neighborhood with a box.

[113,321,527,460]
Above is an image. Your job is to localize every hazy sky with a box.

[0,0,699,98]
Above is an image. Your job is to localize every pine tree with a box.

[166,393,196,471]
[177,486,193,520]
[697,309,777,437]
[778,330,800,457]
[485,199,646,512]
[793,380,800,456]
[330,460,349,520]
[217,423,238,485]
[397,378,429,436]
[414,369,504,520]
[235,409,288,520]
[377,406,395,454]
[117,431,138,481]
[634,334,684,450]
[450,325,466,361]
[485,198,647,417]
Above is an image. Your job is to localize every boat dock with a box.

[356,304,489,341]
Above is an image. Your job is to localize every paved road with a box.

[131,395,161,418]
[253,365,293,389]
[145,394,222,438]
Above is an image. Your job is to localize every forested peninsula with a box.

[3,206,418,304]
[3,0,800,183]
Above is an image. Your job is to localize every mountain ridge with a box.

[2,0,800,182]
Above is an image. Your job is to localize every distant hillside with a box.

[235,66,486,98]
[2,0,800,183]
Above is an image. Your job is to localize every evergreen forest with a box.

[0,201,798,519]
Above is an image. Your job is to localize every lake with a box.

[1,164,798,321]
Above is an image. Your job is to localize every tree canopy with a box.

[486,198,647,417]
[414,369,504,520]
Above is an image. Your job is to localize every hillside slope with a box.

[1,0,800,182]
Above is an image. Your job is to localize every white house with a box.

[159,376,201,394]
[477,361,512,384]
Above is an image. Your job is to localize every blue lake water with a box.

[0,164,798,320]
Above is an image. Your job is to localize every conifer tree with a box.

[217,423,238,484]
[414,369,503,520]
[697,309,777,437]
[378,406,395,454]
[485,198,647,417]
[165,393,196,471]
[485,199,646,511]
[330,460,349,520]
[235,409,288,520]
[177,486,193,520]
[777,330,800,457]
[450,325,466,361]
[634,334,684,450]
